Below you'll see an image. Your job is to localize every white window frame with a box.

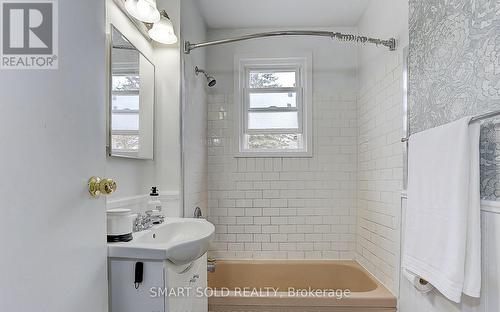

[110,72,141,157]
[234,55,313,157]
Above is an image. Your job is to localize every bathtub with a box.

[208,260,396,312]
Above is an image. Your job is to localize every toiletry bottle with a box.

[147,187,162,213]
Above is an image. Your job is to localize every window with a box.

[111,72,140,155]
[235,56,312,157]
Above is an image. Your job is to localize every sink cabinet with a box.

[109,254,207,312]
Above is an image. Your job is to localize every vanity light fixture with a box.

[147,10,178,44]
[124,0,160,23]
[123,0,178,45]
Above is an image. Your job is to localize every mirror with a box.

[109,25,154,159]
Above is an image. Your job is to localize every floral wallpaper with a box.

[409,0,500,199]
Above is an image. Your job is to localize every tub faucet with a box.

[207,258,216,273]
[194,207,202,218]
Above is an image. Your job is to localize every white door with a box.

[0,0,108,311]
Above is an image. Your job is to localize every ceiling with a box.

[196,0,371,29]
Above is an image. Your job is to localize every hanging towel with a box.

[402,269,434,293]
[403,117,481,303]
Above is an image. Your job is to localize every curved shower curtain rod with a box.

[184,30,396,54]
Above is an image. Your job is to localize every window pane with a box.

[112,114,139,131]
[111,134,139,150]
[249,92,296,109]
[246,134,303,150]
[249,71,296,88]
[112,95,139,111]
[112,75,139,92]
[248,112,298,129]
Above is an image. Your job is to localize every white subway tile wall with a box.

[183,85,208,217]
[207,92,358,260]
[356,52,404,293]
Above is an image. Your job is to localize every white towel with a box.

[403,269,434,293]
[403,117,481,303]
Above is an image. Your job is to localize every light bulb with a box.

[136,0,151,17]
[124,0,160,23]
[148,13,178,44]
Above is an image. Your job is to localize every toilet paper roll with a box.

[403,269,434,293]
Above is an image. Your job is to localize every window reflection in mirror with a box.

[109,25,154,159]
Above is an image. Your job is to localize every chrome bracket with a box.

[184,41,192,54]
[387,38,397,51]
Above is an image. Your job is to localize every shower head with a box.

[195,66,217,87]
[206,76,216,87]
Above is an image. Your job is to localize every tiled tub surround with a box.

[356,51,404,293]
[207,92,358,260]
[208,260,396,312]
[349,0,409,297]
[181,0,209,218]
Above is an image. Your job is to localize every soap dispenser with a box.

[147,187,162,213]
[144,187,165,226]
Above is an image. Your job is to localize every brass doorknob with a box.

[88,176,117,198]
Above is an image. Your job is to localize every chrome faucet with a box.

[133,213,152,232]
[133,210,165,232]
[147,210,165,225]
[194,207,202,218]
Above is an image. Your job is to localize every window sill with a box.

[234,150,313,158]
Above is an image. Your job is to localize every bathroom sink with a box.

[107,218,215,265]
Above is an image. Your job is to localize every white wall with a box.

[355,0,409,294]
[206,27,358,94]
[155,0,182,194]
[180,0,209,218]
[105,0,182,216]
[205,27,359,259]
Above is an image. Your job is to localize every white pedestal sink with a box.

[107,218,214,312]
[107,217,215,265]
